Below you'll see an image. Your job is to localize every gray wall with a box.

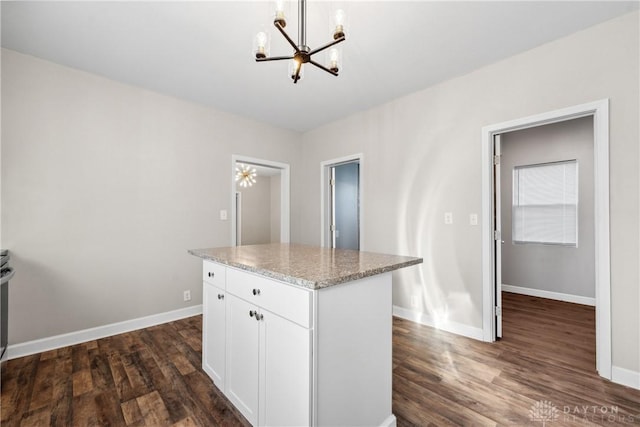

[296,12,639,372]
[239,177,272,245]
[1,48,301,345]
[500,117,594,298]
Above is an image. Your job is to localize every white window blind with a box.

[512,160,578,246]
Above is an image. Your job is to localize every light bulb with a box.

[289,58,304,82]
[274,0,286,27]
[254,32,268,59]
[329,48,340,73]
[256,32,267,46]
[333,9,345,40]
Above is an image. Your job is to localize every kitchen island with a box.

[189,243,422,427]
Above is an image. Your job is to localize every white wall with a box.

[297,12,639,373]
[501,117,595,299]
[1,48,301,345]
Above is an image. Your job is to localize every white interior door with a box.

[494,134,503,338]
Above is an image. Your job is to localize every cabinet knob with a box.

[252,288,261,296]
[249,310,256,318]
[217,294,224,300]
[208,272,215,278]
[256,313,264,321]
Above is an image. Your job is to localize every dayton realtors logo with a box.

[529,400,638,424]
[529,400,560,426]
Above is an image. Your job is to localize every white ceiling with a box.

[2,1,637,132]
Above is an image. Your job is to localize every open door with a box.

[494,134,503,338]
[329,161,360,250]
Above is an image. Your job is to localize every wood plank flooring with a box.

[2,293,639,426]
[1,316,249,427]
[393,292,640,426]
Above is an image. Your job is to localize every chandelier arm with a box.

[309,60,338,76]
[256,55,294,62]
[308,36,345,56]
[274,21,300,53]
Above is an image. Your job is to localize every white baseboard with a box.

[7,304,203,360]
[502,284,595,306]
[393,306,484,341]
[612,365,640,390]
[380,414,397,427]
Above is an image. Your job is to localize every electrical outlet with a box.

[444,212,453,225]
[183,290,191,302]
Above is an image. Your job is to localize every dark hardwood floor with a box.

[393,292,640,426]
[1,316,249,427]
[2,293,639,426]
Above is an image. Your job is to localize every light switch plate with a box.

[220,210,228,221]
[469,213,478,226]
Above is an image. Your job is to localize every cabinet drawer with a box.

[203,261,226,288]
[226,267,311,328]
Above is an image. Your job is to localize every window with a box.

[512,160,578,246]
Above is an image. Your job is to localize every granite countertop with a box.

[188,243,422,290]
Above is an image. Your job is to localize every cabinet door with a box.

[203,281,225,389]
[260,311,311,427]
[226,294,260,426]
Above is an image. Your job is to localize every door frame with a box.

[320,154,363,248]
[493,134,503,339]
[480,99,611,379]
[231,155,290,246]
[235,191,242,246]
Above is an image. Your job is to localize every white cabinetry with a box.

[202,261,226,389]
[202,262,311,426]
[225,294,260,424]
[260,303,311,427]
[200,260,394,427]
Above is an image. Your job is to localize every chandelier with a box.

[235,164,257,188]
[253,0,346,83]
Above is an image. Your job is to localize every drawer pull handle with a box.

[252,288,261,296]
[217,294,224,300]
[249,310,263,321]
[208,272,215,278]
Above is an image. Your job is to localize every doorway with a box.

[496,117,595,343]
[231,156,290,246]
[321,154,363,249]
[481,99,611,379]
